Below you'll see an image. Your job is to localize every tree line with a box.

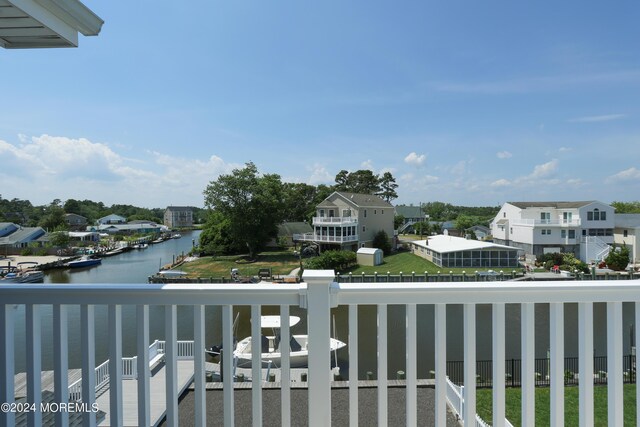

[0,196,206,231]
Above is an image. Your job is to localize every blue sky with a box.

[1,1,639,208]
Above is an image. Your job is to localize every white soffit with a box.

[0,0,103,48]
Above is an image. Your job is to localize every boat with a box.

[155,270,188,278]
[65,256,102,268]
[207,315,347,368]
[133,243,149,249]
[171,233,181,239]
[0,262,44,283]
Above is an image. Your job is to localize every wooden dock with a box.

[14,361,194,427]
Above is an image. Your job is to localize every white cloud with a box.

[559,147,572,153]
[0,134,240,207]
[530,159,559,179]
[606,167,640,183]
[307,164,333,185]
[360,159,374,170]
[490,179,511,188]
[496,151,512,159]
[404,152,426,167]
[568,114,627,123]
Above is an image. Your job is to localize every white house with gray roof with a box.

[293,192,394,252]
[409,235,521,268]
[614,214,640,266]
[491,201,615,263]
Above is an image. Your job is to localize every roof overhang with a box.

[0,0,103,48]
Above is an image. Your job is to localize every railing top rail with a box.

[1,279,639,305]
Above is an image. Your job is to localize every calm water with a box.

[12,231,636,379]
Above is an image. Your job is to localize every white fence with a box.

[2,273,640,426]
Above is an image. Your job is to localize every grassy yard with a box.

[179,250,300,278]
[476,385,636,426]
[340,251,515,275]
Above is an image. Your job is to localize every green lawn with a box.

[180,250,300,278]
[476,385,636,426]
[340,251,517,275]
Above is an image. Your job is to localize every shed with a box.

[357,247,383,266]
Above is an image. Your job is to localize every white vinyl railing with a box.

[2,273,640,426]
[511,218,581,226]
[292,233,359,243]
[312,216,358,225]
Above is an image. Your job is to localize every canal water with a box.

[12,231,636,380]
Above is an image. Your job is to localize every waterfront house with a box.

[0,224,46,249]
[394,204,426,233]
[64,213,88,231]
[614,214,640,266]
[292,192,394,252]
[491,201,615,263]
[97,214,127,225]
[164,206,194,228]
[409,234,521,268]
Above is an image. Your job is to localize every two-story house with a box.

[491,201,615,263]
[293,192,394,252]
[64,213,88,231]
[164,206,194,228]
[614,214,640,266]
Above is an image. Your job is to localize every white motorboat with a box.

[208,315,346,368]
[1,262,44,283]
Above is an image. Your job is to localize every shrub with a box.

[304,250,357,271]
[372,230,392,256]
[605,245,630,271]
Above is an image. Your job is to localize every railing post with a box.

[108,304,123,426]
[434,304,447,426]
[81,304,96,427]
[463,303,476,424]
[165,305,178,426]
[521,303,535,427]
[194,305,206,427]
[550,303,564,427]
[492,303,505,427]
[0,304,15,427]
[303,270,334,427]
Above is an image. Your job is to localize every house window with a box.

[588,209,605,221]
[320,209,325,218]
[343,209,351,217]
[361,243,365,248]
[601,211,607,221]
[381,210,384,214]
[541,212,550,223]
[561,230,566,238]
[541,229,552,235]
[364,210,367,218]
[329,209,335,217]
[624,230,628,237]
[362,226,366,232]
[569,230,575,239]
[374,210,377,215]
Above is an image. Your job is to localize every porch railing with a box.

[2,273,640,426]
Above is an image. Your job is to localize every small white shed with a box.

[357,247,384,266]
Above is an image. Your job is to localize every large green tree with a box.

[203,162,284,259]
[377,171,398,203]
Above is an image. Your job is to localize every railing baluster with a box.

[1,304,15,427]
[463,303,476,425]
[81,304,96,427]
[549,302,564,426]
[607,302,623,426]
[165,305,178,426]
[108,304,123,426]
[53,304,69,427]
[406,303,417,427]
[136,305,150,427]
[578,302,594,427]
[251,304,262,427]
[492,303,505,427]
[348,304,358,427]
[434,304,446,426]
[26,304,41,427]
[222,304,234,427]
[377,303,388,426]
[521,303,535,427]
[194,305,206,427]
[280,305,291,427]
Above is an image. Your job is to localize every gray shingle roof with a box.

[615,214,640,228]
[508,201,597,209]
[322,192,393,208]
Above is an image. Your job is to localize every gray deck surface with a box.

[161,386,460,426]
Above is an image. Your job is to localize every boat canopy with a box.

[258,315,300,329]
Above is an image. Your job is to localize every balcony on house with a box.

[511,218,582,227]
[312,216,358,226]
[2,273,640,426]
[293,218,359,244]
